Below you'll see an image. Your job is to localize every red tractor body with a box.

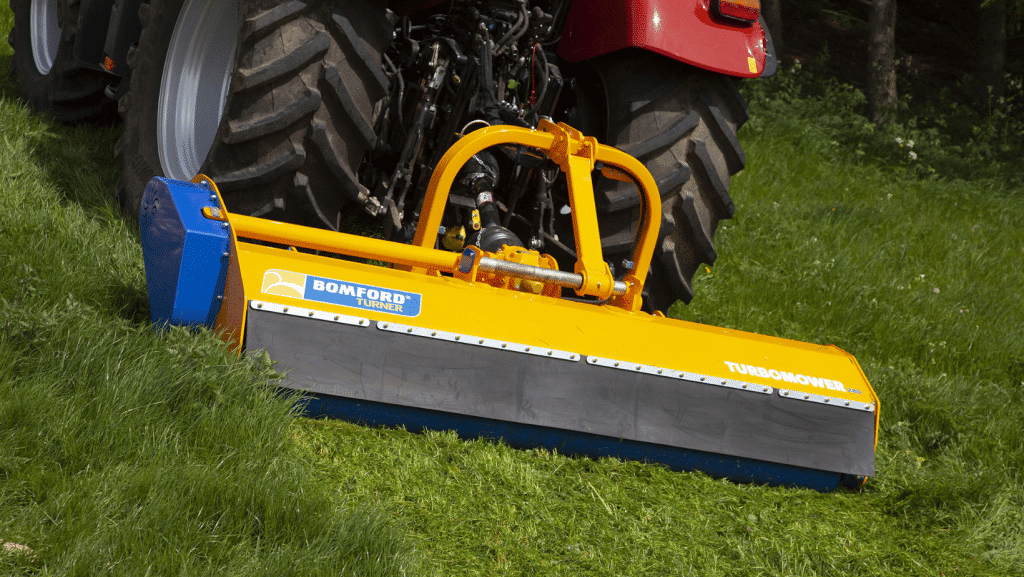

[391,0,769,77]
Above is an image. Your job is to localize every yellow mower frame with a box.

[140,121,879,491]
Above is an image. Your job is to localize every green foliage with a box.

[743,51,1024,184]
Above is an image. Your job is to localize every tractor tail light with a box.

[714,0,760,24]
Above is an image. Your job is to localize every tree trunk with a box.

[868,0,898,125]
[976,0,1007,109]
[762,0,783,55]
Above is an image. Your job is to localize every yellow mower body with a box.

[140,121,878,491]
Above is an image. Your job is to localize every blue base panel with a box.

[295,392,845,492]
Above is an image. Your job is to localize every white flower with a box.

[907,140,915,148]
[894,137,904,145]
[933,288,940,294]
[909,151,918,160]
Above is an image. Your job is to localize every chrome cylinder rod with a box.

[478,257,628,296]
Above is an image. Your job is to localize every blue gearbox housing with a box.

[139,177,230,329]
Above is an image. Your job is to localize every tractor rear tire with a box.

[115,0,391,227]
[8,0,117,122]
[590,50,748,311]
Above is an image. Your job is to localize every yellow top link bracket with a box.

[414,121,661,312]
[537,120,614,300]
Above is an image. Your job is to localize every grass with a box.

[0,9,416,575]
[2,5,1024,576]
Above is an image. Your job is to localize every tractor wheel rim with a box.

[30,0,60,75]
[158,0,239,181]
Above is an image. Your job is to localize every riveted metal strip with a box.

[585,356,773,395]
[250,300,371,327]
[778,389,875,412]
[377,321,581,361]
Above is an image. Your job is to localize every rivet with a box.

[479,339,485,344]
[657,369,664,374]
[221,222,229,228]
[432,331,437,336]
[548,351,554,356]
[455,335,460,340]
[257,303,263,308]
[222,252,229,257]
[501,343,508,348]
[845,401,851,406]
[382,323,389,328]
[804,394,810,399]
[408,328,414,333]
[614,362,620,367]
[334,316,339,321]
[742,383,748,388]
[525,347,530,352]
[783,391,790,396]
[283,307,288,312]
[308,311,314,317]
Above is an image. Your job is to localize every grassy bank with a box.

[3,6,1023,576]
[0,9,416,574]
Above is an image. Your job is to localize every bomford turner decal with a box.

[261,269,421,317]
[724,361,852,393]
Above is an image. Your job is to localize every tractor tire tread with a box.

[116,0,390,229]
[589,50,746,310]
[310,117,364,202]
[241,0,309,41]
[688,139,734,217]
[234,28,330,92]
[699,89,746,174]
[323,63,377,150]
[223,86,322,144]
[9,0,117,122]
[329,8,389,102]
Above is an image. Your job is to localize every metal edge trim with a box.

[587,355,773,395]
[250,300,371,327]
[377,321,581,362]
[778,388,876,413]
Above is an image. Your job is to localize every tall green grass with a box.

[0,8,416,574]
[3,6,1023,575]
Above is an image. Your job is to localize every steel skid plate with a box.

[228,242,879,492]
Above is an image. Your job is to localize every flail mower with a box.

[140,120,879,492]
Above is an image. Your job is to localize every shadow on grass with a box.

[0,54,126,222]
[107,274,152,324]
[0,55,154,326]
